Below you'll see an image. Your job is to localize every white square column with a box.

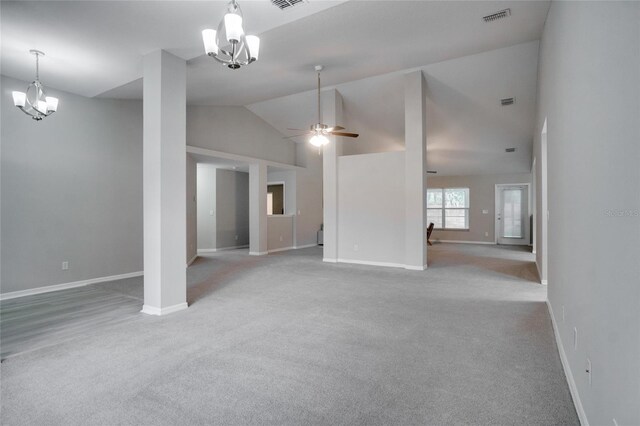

[322,89,343,262]
[142,50,188,315]
[404,71,428,270]
[249,162,268,255]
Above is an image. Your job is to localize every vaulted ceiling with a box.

[1,0,550,175]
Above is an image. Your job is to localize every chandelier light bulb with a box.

[224,14,243,43]
[245,35,260,60]
[310,134,329,147]
[202,29,218,55]
[12,91,26,107]
[46,97,59,112]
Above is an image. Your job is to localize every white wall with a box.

[428,173,532,244]
[1,75,143,294]
[337,152,405,266]
[535,2,640,425]
[187,106,296,166]
[186,154,197,263]
[215,169,249,249]
[196,165,216,251]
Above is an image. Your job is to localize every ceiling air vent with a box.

[483,8,511,22]
[505,148,516,153]
[271,0,305,10]
[501,97,515,106]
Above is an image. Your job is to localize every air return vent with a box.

[483,8,511,22]
[271,0,305,10]
[505,148,516,153]
[501,97,515,106]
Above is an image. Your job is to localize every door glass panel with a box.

[503,189,523,238]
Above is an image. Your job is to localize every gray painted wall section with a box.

[535,2,640,425]
[428,173,531,244]
[196,166,216,250]
[187,106,296,166]
[338,152,405,265]
[1,75,143,294]
[186,154,197,263]
[215,169,249,249]
[267,216,294,252]
[294,143,323,248]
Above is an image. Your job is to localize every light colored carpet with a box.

[0,244,578,425]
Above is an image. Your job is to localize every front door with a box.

[497,185,528,245]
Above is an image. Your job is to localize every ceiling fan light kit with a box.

[12,50,59,121]
[202,0,260,70]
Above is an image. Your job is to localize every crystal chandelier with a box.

[12,50,59,121]
[201,0,260,70]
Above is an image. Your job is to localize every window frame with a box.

[427,187,470,230]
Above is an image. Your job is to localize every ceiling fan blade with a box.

[283,133,313,139]
[286,128,308,131]
[325,125,345,132]
[330,131,359,138]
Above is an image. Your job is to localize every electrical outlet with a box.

[209,210,214,216]
[482,209,489,214]
[562,305,565,322]
[586,358,592,386]
[484,232,489,237]
[298,210,301,215]
[574,328,578,350]
[62,261,69,270]
[279,235,283,242]
[353,244,359,252]
[235,235,238,241]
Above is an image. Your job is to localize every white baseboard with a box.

[187,254,198,266]
[268,246,294,254]
[198,245,249,254]
[536,261,547,285]
[141,302,188,316]
[405,264,427,271]
[293,244,318,250]
[546,300,589,425]
[322,258,338,263]
[0,271,144,301]
[249,251,268,256]
[436,240,496,245]
[336,258,406,269]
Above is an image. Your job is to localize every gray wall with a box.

[295,143,323,247]
[186,154,197,263]
[1,75,143,294]
[196,165,216,251]
[428,173,531,244]
[534,2,640,425]
[187,106,296,166]
[267,216,294,252]
[215,169,249,249]
[337,152,405,265]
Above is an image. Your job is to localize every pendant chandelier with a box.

[201,0,260,70]
[12,50,59,121]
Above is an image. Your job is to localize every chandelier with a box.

[12,50,59,121]
[201,0,260,70]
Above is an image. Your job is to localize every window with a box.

[427,188,469,230]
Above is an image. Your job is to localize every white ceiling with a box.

[0,0,346,98]
[2,1,549,106]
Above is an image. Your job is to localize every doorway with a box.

[495,184,530,246]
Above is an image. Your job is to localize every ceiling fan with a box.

[286,65,359,147]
